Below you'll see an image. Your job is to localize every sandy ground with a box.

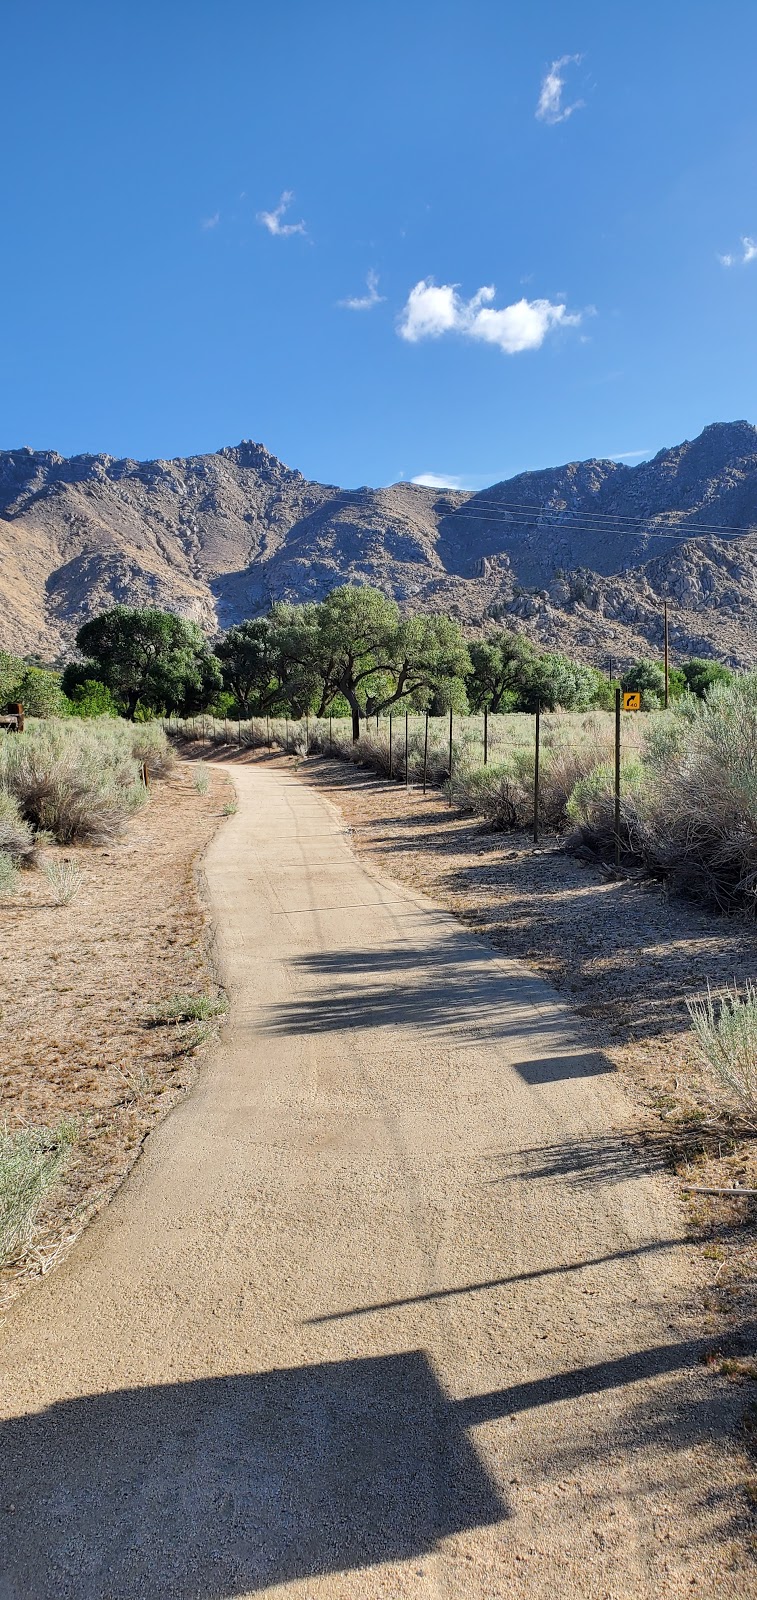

[1,759,755,1598]
[0,762,230,1310]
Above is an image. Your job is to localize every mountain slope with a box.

[3,423,757,668]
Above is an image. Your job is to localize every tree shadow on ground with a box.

[260,942,613,1084]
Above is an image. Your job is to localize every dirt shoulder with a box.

[294,753,757,1339]
[0,760,231,1312]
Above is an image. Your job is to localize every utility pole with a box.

[663,600,670,710]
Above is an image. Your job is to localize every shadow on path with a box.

[0,1337,723,1599]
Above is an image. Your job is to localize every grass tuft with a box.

[0,1119,78,1268]
[43,858,85,906]
[149,993,227,1026]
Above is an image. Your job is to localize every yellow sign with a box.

[622,691,641,711]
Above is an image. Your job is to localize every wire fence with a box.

[165,700,653,846]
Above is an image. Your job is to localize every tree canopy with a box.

[64,606,223,719]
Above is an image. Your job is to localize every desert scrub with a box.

[0,789,36,865]
[0,854,19,899]
[0,718,148,843]
[0,1119,78,1268]
[193,768,209,794]
[687,982,757,1125]
[128,721,174,779]
[567,677,757,911]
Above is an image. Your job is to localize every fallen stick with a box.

[680,1184,757,1197]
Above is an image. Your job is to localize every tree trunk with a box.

[350,701,360,742]
[126,689,140,721]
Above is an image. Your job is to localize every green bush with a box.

[66,679,120,718]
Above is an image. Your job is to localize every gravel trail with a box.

[0,762,751,1598]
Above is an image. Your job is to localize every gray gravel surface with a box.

[0,764,753,1598]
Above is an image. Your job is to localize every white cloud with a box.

[716,235,752,267]
[257,191,307,237]
[411,472,470,490]
[719,236,757,267]
[397,279,581,355]
[536,54,585,125]
[201,212,220,230]
[339,269,385,311]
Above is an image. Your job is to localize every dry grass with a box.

[0,761,231,1310]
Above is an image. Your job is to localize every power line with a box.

[425,508,752,544]
[438,494,755,537]
[336,488,757,543]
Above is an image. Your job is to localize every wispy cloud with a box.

[397,279,581,355]
[607,448,651,461]
[536,54,585,125]
[201,212,220,230]
[257,191,307,237]
[718,236,757,267]
[339,269,385,311]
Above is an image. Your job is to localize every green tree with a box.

[215,619,280,716]
[0,651,24,708]
[16,666,68,718]
[621,659,685,710]
[520,653,610,712]
[680,658,734,699]
[64,606,222,719]
[467,631,536,711]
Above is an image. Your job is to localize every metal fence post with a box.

[484,706,488,767]
[329,712,333,754]
[448,706,453,805]
[389,713,393,778]
[305,715,309,755]
[664,599,670,710]
[533,701,541,843]
[423,711,429,795]
[615,684,622,866]
[405,710,409,787]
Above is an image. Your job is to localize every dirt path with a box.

[0,762,753,1598]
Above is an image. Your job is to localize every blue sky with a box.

[3,0,757,488]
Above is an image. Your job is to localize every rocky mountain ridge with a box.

[2,422,757,668]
